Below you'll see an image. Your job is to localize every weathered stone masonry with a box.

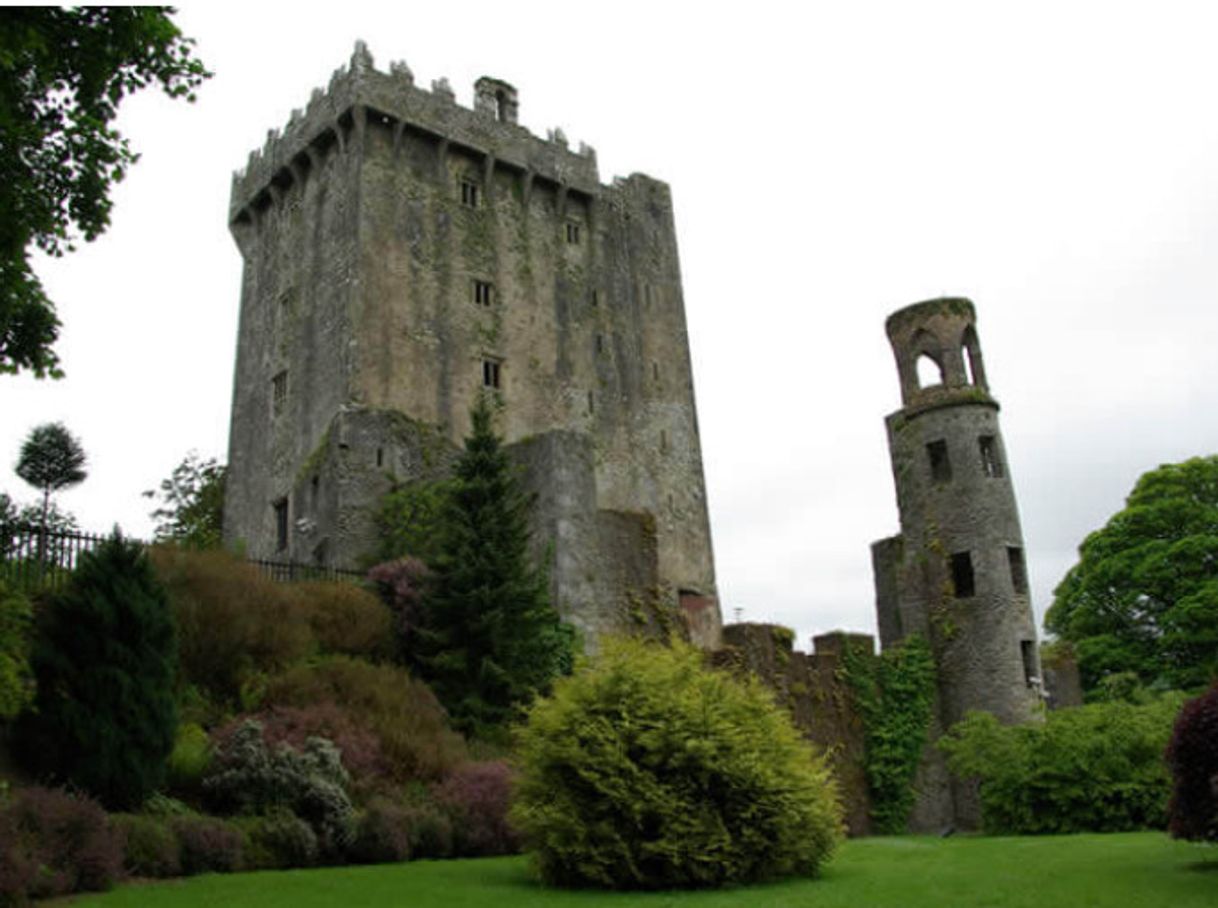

[223,43,721,648]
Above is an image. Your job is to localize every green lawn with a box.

[65,832,1217,908]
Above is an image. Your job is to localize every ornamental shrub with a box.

[0,786,123,902]
[1166,681,1218,841]
[349,798,414,864]
[169,815,245,875]
[0,579,35,720]
[112,813,181,878]
[16,535,177,809]
[367,557,429,661]
[512,637,843,890]
[940,694,1187,834]
[290,581,394,661]
[166,722,213,798]
[204,719,355,858]
[433,760,521,857]
[400,801,455,858]
[238,808,319,869]
[261,656,467,782]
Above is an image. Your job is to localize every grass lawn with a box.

[64,832,1217,908]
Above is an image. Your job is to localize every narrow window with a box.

[595,334,604,354]
[644,284,652,306]
[376,447,384,468]
[927,440,952,482]
[460,178,480,208]
[271,370,288,417]
[1021,640,1038,687]
[482,359,501,389]
[566,222,580,244]
[274,498,289,552]
[1007,546,1028,595]
[590,290,599,307]
[652,362,660,381]
[950,551,975,598]
[473,280,494,306]
[660,429,669,453]
[310,475,319,510]
[979,435,1004,478]
[587,390,594,414]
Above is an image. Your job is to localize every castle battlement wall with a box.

[230,42,599,226]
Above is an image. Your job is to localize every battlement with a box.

[229,41,600,224]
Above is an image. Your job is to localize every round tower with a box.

[874,297,1040,826]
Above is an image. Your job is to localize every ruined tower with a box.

[871,297,1040,829]
[223,44,721,648]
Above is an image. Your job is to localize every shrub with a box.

[166,722,213,798]
[367,557,429,660]
[149,546,312,705]
[16,535,177,809]
[170,815,245,875]
[349,798,413,864]
[112,813,181,878]
[262,657,467,782]
[0,786,123,902]
[238,808,319,869]
[400,801,454,859]
[433,761,520,857]
[940,694,1188,834]
[1166,681,1218,841]
[0,579,34,720]
[290,581,393,661]
[204,720,355,858]
[513,637,843,890]
[214,703,387,791]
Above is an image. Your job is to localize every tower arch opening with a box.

[916,353,944,388]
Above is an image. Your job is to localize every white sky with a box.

[4,1,1218,650]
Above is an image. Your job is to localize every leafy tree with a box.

[374,478,454,565]
[414,396,573,735]
[1045,455,1218,692]
[143,452,226,548]
[16,534,178,809]
[513,637,843,889]
[1,7,209,377]
[14,422,87,532]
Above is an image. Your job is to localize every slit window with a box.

[595,334,604,354]
[590,290,599,307]
[376,448,384,468]
[1021,640,1038,687]
[566,222,580,244]
[274,498,289,552]
[482,359,501,389]
[927,440,952,482]
[460,178,480,208]
[979,435,1004,478]
[1007,546,1028,595]
[950,551,975,598]
[473,280,494,306]
[272,370,288,417]
[310,475,319,510]
[660,429,669,453]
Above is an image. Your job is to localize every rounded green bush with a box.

[512,637,843,890]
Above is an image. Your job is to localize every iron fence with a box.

[0,523,365,592]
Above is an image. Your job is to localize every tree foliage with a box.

[144,453,226,548]
[16,534,178,809]
[0,7,209,376]
[939,695,1187,834]
[1166,681,1218,842]
[513,637,843,889]
[413,397,574,735]
[14,421,87,534]
[1045,455,1218,692]
[0,578,35,720]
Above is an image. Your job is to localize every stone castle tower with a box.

[871,297,1041,829]
[222,43,721,648]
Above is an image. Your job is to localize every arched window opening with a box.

[916,353,944,389]
[495,90,508,122]
[962,325,986,387]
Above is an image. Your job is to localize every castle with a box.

[223,45,1056,832]
[222,44,721,648]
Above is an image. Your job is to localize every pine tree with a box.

[16,534,178,809]
[415,396,573,734]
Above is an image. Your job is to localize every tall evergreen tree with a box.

[415,396,572,734]
[16,534,177,809]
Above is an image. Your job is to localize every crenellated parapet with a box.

[229,41,600,226]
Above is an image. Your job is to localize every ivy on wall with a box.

[841,635,936,833]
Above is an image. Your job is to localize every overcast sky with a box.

[4,1,1217,649]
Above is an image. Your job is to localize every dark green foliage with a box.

[840,635,936,833]
[1046,455,1218,692]
[939,695,1187,834]
[513,637,843,890]
[416,398,574,734]
[13,422,86,532]
[204,720,355,858]
[112,813,181,878]
[0,786,123,902]
[168,816,245,875]
[238,809,320,869]
[0,578,34,719]
[0,7,209,377]
[350,799,414,864]
[143,453,226,549]
[1166,681,1218,841]
[16,534,177,809]
[166,722,213,799]
[289,581,394,662]
[375,479,454,565]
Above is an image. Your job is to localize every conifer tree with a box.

[415,396,572,734]
[17,534,177,809]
